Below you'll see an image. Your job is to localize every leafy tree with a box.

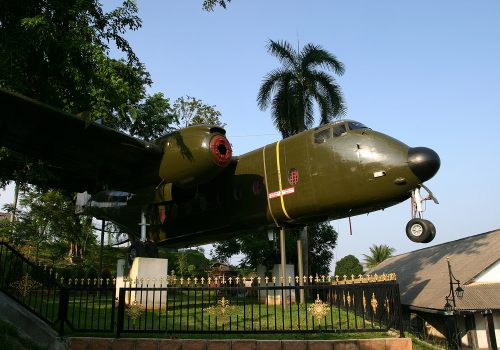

[257,39,346,276]
[334,255,364,279]
[0,0,147,119]
[128,92,175,141]
[0,0,169,258]
[0,1,225,260]
[212,222,338,276]
[257,39,346,138]
[172,95,225,128]
[212,232,275,270]
[363,244,395,269]
[309,223,338,275]
[203,0,232,11]
[167,248,211,277]
[1,189,95,259]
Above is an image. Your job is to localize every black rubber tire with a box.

[406,218,434,243]
[422,221,436,243]
[128,242,146,265]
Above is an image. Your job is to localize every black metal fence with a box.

[0,241,403,337]
[0,241,115,334]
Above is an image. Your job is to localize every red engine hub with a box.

[210,135,232,166]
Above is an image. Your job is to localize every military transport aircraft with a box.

[0,88,440,259]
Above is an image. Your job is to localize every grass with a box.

[50,287,393,337]
[408,333,446,350]
[3,243,439,345]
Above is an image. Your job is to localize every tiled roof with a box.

[456,283,500,311]
[368,229,500,311]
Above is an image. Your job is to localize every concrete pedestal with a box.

[117,257,169,309]
[259,264,296,304]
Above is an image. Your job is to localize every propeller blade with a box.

[421,183,439,204]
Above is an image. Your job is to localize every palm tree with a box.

[257,39,346,138]
[257,40,346,280]
[363,244,396,269]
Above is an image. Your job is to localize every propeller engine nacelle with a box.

[157,125,232,189]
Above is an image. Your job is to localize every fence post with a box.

[57,288,69,336]
[117,287,125,338]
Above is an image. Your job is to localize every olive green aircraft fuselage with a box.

[86,120,440,248]
[0,88,441,250]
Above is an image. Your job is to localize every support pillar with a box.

[300,227,309,276]
[483,309,498,350]
[98,219,105,287]
[297,239,305,304]
[279,228,286,283]
[279,228,287,306]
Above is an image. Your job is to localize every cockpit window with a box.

[332,124,347,137]
[314,129,330,143]
[348,121,369,130]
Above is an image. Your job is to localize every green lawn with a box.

[49,288,394,337]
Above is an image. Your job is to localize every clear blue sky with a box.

[2,1,499,271]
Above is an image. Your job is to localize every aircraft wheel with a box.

[421,220,436,243]
[406,218,435,243]
[128,242,145,265]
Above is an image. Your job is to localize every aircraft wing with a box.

[0,88,164,193]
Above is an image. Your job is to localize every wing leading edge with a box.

[0,88,163,193]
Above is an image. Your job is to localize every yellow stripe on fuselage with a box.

[275,141,292,220]
[262,146,279,227]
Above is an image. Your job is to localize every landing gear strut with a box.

[127,209,159,265]
[405,187,437,243]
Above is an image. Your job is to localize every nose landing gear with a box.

[127,209,159,265]
[405,187,437,243]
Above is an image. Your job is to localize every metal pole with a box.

[297,239,305,304]
[279,227,286,306]
[10,181,19,223]
[447,259,457,310]
[140,209,147,242]
[98,219,105,287]
[447,258,461,350]
[300,227,309,276]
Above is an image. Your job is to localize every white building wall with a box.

[473,312,500,349]
[474,260,500,283]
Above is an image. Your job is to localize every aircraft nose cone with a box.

[408,147,440,183]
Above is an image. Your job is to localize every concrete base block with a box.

[119,257,169,309]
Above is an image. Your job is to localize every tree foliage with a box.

[257,39,346,138]
[334,255,364,278]
[0,1,226,261]
[202,0,232,11]
[212,222,338,275]
[1,189,94,259]
[127,92,175,141]
[0,0,170,258]
[256,40,345,277]
[1,0,142,113]
[172,95,225,128]
[363,244,395,269]
[167,248,211,277]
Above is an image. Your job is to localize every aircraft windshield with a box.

[348,121,369,130]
